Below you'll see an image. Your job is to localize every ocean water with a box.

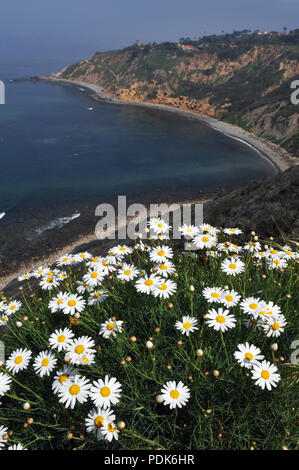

[0,62,275,269]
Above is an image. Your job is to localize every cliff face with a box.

[56,42,299,156]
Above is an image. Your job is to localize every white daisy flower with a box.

[82,269,105,288]
[33,351,57,377]
[251,361,280,390]
[4,300,22,315]
[75,252,92,262]
[228,243,243,254]
[80,353,96,366]
[57,254,73,266]
[262,314,287,337]
[151,232,170,241]
[155,261,176,277]
[223,227,243,235]
[39,276,60,291]
[62,294,86,316]
[0,312,11,326]
[221,258,244,276]
[85,407,116,441]
[99,318,123,339]
[149,245,173,263]
[58,375,91,409]
[65,336,96,365]
[175,316,198,336]
[101,422,119,442]
[203,286,225,304]
[234,343,264,369]
[199,223,220,234]
[137,241,149,252]
[117,263,139,281]
[135,274,162,295]
[220,289,241,307]
[148,218,171,234]
[113,245,133,256]
[89,375,122,409]
[160,381,190,409]
[52,366,76,394]
[49,328,75,352]
[178,224,200,238]
[281,249,296,260]
[0,425,8,448]
[76,281,92,295]
[6,349,32,374]
[244,241,262,252]
[0,372,12,397]
[48,291,68,313]
[206,308,236,332]
[240,297,263,316]
[153,279,177,299]
[18,272,32,282]
[192,234,217,249]
[88,290,108,305]
[32,266,49,278]
[254,301,281,320]
[267,257,288,269]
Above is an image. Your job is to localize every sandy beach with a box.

[41,77,297,173]
[1,76,296,292]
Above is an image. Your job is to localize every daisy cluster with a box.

[0,218,298,449]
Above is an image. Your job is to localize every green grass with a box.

[0,228,298,450]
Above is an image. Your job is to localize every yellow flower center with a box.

[91,272,98,279]
[159,283,167,291]
[47,278,54,283]
[261,370,270,380]
[100,386,110,397]
[202,236,209,242]
[59,374,69,384]
[249,303,258,309]
[272,322,280,330]
[75,345,85,354]
[108,423,116,433]
[270,250,277,254]
[69,384,80,396]
[273,260,280,265]
[158,223,164,228]
[107,322,115,330]
[157,250,165,257]
[94,416,104,428]
[286,251,292,256]
[216,315,226,323]
[41,358,49,367]
[93,292,100,298]
[10,305,16,310]
[57,335,66,343]
[124,269,131,276]
[183,322,192,329]
[68,300,77,307]
[57,298,64,305]
[170,389,180,399]
[119,247,126,251]
[229,263,237,269]
[14,356,23,364]
[145,279,153,286]
[225,295,233,302]
[211,292,219,298]
[245,352,254,361]
[160,264,167,270]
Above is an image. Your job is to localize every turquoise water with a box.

[0,79,274,220]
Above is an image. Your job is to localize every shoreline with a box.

[40,76,297,173]
[0,196,212,292]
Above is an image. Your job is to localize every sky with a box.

[0,0,298,68]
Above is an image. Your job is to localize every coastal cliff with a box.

[55,35,299,157]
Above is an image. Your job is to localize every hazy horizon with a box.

[1,0,299,69]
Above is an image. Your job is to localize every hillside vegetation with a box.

[57,31,299,156]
